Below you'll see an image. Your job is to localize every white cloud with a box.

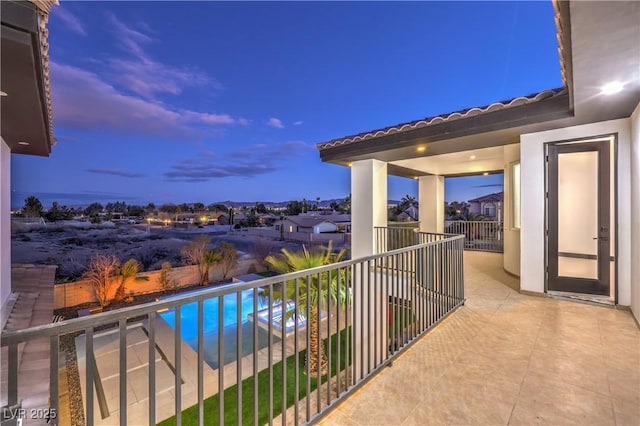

[51,62,244,138]
[267,118,284,128]
[293,121,303,126]
[53,8,87,36]
[106,15,221,99]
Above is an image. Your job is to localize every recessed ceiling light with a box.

[469,155,476,160]
[416,146,426,152]
[18,141,30,146]
[0,91,7,97]
[601,81,624,95]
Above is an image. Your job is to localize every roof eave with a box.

[319,89,571,164]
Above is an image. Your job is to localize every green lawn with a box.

[158,328,351,426]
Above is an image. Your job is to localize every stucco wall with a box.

[520,118,632,306]
[503,144,521,277]
[1,138,11,315]
[630,102,640,323]
[54,258,262,309]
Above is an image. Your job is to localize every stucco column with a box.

[350,159,387,382]
[1,138,11,315]
[418,175,444,233]
[503,144,521,277]
[351,159,388,258]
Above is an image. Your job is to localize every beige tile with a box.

[527,347,609,396]
[322,253,638,426]
[403,378,515,426]
[509,372,616,426]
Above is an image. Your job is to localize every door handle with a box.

[593,237,609,242]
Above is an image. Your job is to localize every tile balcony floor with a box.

[319,251,640,426]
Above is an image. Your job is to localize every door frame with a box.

[544,134,618,302]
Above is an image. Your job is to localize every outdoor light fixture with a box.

[601,81,624,95]
[417,146,426,152]
[483,172,489,176]
[469,155,476,160]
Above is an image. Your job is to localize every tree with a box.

[113,258,148,302]
[181,235,213,285]
[216,241,239,281]
[339,194,351,213]
[127,205,145,217]
[255,203,267,214]
[159,203,178,214]
[45,202,73,222]
[245,212,260,227]
[83,254,120,307]
[286,200,302,215]
[279,215,286,241]
[193,202,205,212]
[207,203,228,213]
[396,195,417,214]
[445,201,471,220]
[202,249,222,284]
[265,241,348,375]
[23,196,43,218]
[84,202,104,217]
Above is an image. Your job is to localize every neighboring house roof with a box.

[468,192,504,203]
[318,214,351,223]
[403,205,418,220]
[285,216,335,228]
[316,88,566,151]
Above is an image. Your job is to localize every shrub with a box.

[159,262,179,291]
[82,254,120,307]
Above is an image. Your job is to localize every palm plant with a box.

[202,249,222,284]
[114,258,148,302]
[265,241,349,376]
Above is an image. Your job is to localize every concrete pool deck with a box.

[75,309,347,424]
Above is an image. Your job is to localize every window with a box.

[512,162,521,229]
[484,203,496,217]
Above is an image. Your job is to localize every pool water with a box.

[159,288,278,369]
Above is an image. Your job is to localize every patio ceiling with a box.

[392,146,506,177]
[0,0,55,157]
[317,1,640,174]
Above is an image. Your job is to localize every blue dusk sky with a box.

[11,1,560,209]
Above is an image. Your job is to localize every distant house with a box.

[396,206,419,222]
[275,215,338,234]
[468,192,503,220]
[316,212,352,233]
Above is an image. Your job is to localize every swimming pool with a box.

[158,288,278,369]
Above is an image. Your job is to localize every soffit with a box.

[568,1,640,122]
[0,0,56,157]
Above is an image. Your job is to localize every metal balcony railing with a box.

[444,220,504,252]
[1,229,464,425]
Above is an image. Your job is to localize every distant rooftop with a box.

[468,192,503,203]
